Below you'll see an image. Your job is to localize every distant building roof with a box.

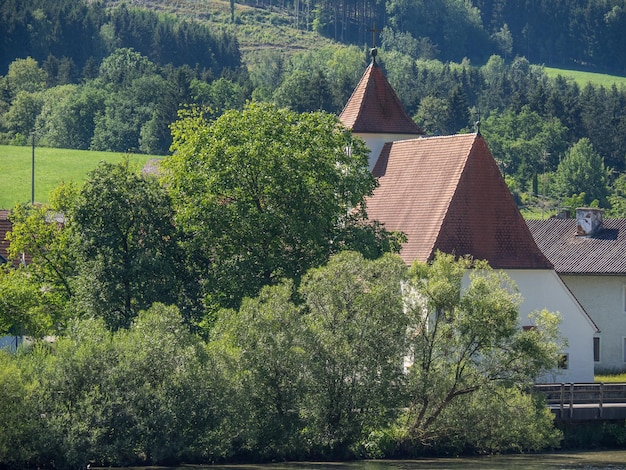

[366,133,552,269]
[527,218,626,274]
[339,59,424,135]
[0,210,11,264]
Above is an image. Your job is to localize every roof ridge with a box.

[428,134,478,260]
[339,61,372,129]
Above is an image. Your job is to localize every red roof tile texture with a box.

[366,133,553,269]
[339,60,424,135]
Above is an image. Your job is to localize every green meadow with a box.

[544,66,626,89]
[0,145,160,209]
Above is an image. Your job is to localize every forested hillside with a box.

[1,0,626,215]
[89,0,626,74]
[267,0,626,74]
[0,0,241,76]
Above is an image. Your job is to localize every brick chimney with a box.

[576,208,603,236]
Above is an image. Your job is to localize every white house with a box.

[339,51,597,383]
[528,209,626,373]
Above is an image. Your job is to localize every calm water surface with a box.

[130,451,626,470]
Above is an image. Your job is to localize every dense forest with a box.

[0,0,241,77]
[1,0,626,214]
[232,0,626,73]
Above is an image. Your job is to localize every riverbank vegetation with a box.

[0,256,563,468]
[0,105,566,469]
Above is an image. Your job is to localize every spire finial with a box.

[370,47,378,63]
[474,108,481,135]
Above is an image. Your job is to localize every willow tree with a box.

[401,252,563,447]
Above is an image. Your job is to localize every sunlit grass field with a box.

[544,67,626,89]
[0,145,159,209]
[596,373,626,383]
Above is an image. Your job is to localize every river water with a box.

[137,451,626,470]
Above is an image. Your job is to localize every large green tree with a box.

[71,160,189,329]
[164,102,399,311]
[299,251,408,456]
[2,186,79,337]
[32,304,219,468]
[36,83,105,150]
[554,137,610,207]
[210,280,306,460]
[210,250,408,460]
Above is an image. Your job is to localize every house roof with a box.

[527,218,626,274]
[0,211,11,264]
[339,58,424,135]
[366,133,553,269]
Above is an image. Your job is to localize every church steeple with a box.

[338,51,424,136]
[339,44,424,169]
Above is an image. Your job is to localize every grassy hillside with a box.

[544,67,626,89]
[0,145,157,209]
[104,0,338,59]
[105,0,626,88]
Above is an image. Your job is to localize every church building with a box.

[339,50,597,383]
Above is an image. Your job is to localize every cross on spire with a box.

[367,23,382,49]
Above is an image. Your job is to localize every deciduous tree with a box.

[164,102,397,311]
[554,138,610,206]
[8,190,78,301]
[299,251,408,456]
[400,252,563,446]
[210,280,306,460]
[71,160,188,329]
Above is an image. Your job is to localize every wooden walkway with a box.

[534,383,626,421]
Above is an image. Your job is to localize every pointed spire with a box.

[339,55,424,135]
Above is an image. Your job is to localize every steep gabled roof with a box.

[339,59,424,135]
[366,133,553,269]
[527,218,626,274]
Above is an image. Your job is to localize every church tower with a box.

[339,49,424,169]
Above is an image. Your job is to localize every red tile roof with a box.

[527,218,626,274]
[0,210,11,264]
[339,59,424,135]
[366,133,553,269]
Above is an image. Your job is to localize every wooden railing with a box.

[533,383,626,420]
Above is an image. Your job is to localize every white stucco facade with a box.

[358,133,421,170]
[505,269,597,383]
[560,274,626,372]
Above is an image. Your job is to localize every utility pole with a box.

[541,150,549,219]
[31,131,35,204]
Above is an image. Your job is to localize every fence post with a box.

[599,383,604,418]
[569,383,574,419]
